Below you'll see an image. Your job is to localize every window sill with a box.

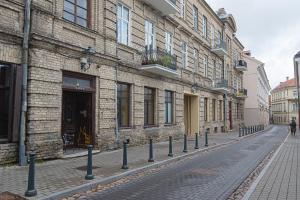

[144,125,159,129]
[119,127,133,130]
[0,139,9,144]
[61,18,97,34]
[164,123,176,127]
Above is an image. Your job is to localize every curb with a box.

[43,127,271,200]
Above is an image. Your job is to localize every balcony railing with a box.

[140,0,177,15]
[236,89,248,98]
[140,48,178,77]
[235,60,247,71]
[212,40,228,57]
[212,79,229,93]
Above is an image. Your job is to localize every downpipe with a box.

[19,0,31,166]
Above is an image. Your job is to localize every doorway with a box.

[229,101,233,130]
[62,91,93,149]
[184,94,199,135]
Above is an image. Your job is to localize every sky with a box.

[206,0,300,89]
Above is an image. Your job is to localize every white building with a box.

[243,51,271,127]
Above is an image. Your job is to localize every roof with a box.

[272,78,296,92]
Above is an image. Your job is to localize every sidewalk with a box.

[0,130,247,199]
[246,132,299,200]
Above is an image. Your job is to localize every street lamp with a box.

[294,51,300,128]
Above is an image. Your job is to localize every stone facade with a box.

[0,0,246,164]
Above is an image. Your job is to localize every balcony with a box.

[236,89,248,98]
[212,79,229,93]
[141,48,179,78]
[140,0,178,16]
[235,60,248,71]
[211,40,228,57]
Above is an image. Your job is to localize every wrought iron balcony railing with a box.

[214,79,228,88]
[236,89,248,98]
[142,48,177,71]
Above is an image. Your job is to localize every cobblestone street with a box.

[68,126,288,200]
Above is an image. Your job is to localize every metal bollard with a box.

[183,134,188,153]
[239,126,241,137]
[168,136,173,157]
[247,127,250,135]
[25,152,37,197]
[243,127,245,136]
[205,129,208,147]
[195,133,199,149]
[121,140,129,169]
[148,138,154,162]
[85,145,94,180]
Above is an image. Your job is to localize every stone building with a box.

[270,78,298,125]
[243,51,271,127]
[0,0,247,164]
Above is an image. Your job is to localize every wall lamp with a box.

[80,46,96,71]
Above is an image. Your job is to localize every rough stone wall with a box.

[0,143,18,165]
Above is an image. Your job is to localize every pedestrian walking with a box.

[289,119,297,136]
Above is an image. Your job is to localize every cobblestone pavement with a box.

[71,126,288,200]
[0,130,241,199]
[248,131,300,200]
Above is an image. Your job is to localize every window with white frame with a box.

[117,3,130,45]
[193,5,198,31]
[202,15,207,38]
[211,25,215,47]
[181,42,188,68]
[193,48,199,72]
[204,55,208,77]
[165,32,173,54]
[145,20,155,51]
[180,0,185,18]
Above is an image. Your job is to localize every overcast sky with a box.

[206,0,300,89]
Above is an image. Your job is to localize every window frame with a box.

[204,98,208,122]
[117,82,131,128]
[63,0,90,28]
[193,48,199,72]
[212,99,216,121]
[202,15,207,38]
[145,20,155,51]
[165,90,174,124]
[204,55,208,77]
[117,3,131,46]
[181,42,188,68]
[165,32,173,54]
[180,0,186,18]
[144,87,156,126]
[193,5,198,31]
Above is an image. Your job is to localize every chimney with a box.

[244,50,251,56]
[286,76,289,81]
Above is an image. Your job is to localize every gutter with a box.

[19,0,31,166]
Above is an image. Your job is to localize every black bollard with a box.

[195,132,199,149]
[239,126,241,137]
[168,136,173,157]
[148,138,154,162]
[243,127,245,136]
[85,145,94,180]
[183,134,188,153]
[205,129,208,147]
[121,141,129,169]
[25,152,37,197]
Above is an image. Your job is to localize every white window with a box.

[117,3,130,45]
[293,90,297,97]
[181,42,188,68]
[211,25,215,47]
[193,48,199,72]
[204,55,208,77]
[193,5,198,31]
[202,15,207,38]
[145,20,155,51]
[165,32,173,54]
[180,0,185,18]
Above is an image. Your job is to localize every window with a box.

[204,98,208,121]
[117,3,130,45]
[181,42,188,68]
[117,83,130,128]
[193,48,199,72]
[144,87,155,126]
[165,32,173,54]
[213,60,216,80]
[180,0,185,18]
[202,15,207,38]
[63,0,89,27]
[293,90,297,97]
[217,31,222,44]
[204,55,208,77]
[212,99,216,121]
[0,64,21,142]
[145,20,155,51]
[165,91,174,124]
[193,5,198,31]
[211,25,215,47]
[219,100,223,121]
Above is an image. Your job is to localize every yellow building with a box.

[271,78,298,124]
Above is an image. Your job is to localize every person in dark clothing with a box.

[290,119,297,136]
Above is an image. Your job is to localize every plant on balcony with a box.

[159,55,173,68]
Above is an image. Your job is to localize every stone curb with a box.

[42,127,271,200]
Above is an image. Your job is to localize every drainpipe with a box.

[19,0,31,166]
[115,66,120,145]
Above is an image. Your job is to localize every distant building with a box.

[242,51,271,127]
[270,78,298,124]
